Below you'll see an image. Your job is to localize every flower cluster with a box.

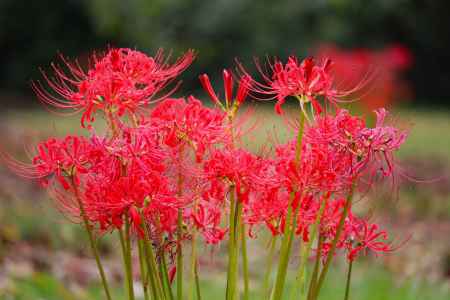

[2,47,409,300]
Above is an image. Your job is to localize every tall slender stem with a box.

[241,224,249,300]
[344,260,353,300]
[227,197,242,300]
[160,251,175,300]
[138,239,150,300]
[314,185,355,299]
[176,163,184,300]
[306,234,324,300]
[291,193,330,300]
[119,225,135,300]
[70,177,112,300]
[263,236,277,298]
[176,208,184,300]
[118,230,128,294]
[269,198,295,300]
[189,180,201,300]
[125,217,135,300]
[270,110,306,300]
[142,236,161,300]
[189,230,201,300]
[226,185,237,300]
[139,213,165,300]
[194,260,202,300]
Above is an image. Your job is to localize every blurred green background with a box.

[0,0,449,299]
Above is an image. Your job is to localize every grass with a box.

[3,264,449,300]
[395,108,450,159]
[3,272,123,300]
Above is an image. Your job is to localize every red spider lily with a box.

[246,189,289,236]
[2,135,93,189]
[362,108,408,178]
[343,217,395,261]
[270,57,335,114]
[239,57,335,114]
[79,127,177,234]
[33,48,195,127]
[294,194,322,239]
[241,109,406,241]
[302,109,408,186]
[149,97,228,161]
[239,55,374,115]
[242,159,288,237]
[203,148,261,203]
[192,202,228,244]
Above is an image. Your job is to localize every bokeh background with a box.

[0,1,449,299]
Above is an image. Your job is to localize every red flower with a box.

[33,48,195,127]
[192,203,227,244]
[344,217,395,261]
[203,148,261,202]
[240,56,339,114]
[149,96,228,162]
[2,135,93,190]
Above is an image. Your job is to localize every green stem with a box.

[228,199,243,300]
[160,251,174,300]
[291,194,330,300]
[118,230,128,293]
[119,227,135,300]
[269,198,295,300]
[263,236,278,298]
[176,208,183,300]
[194,261,202,300]
[176,164,184,300]
[83,220,113,300]
[138,239,150,300]
[226,185,237,300]
[189,231,201,300]
[125,217,135,300]
[140,219,165,300]
[270,111,305,300]
[142,238,159,300]
[70,177,112,300]
[344,260,353,300]
[241,224,249,300]
[314,186,355,299]
[306,234,324,300]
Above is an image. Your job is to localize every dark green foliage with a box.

[1,0,450,105]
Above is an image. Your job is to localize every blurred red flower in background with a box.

[316,44,413,111]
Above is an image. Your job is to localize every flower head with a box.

[33,48,195,127]
[239,56,337,114]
